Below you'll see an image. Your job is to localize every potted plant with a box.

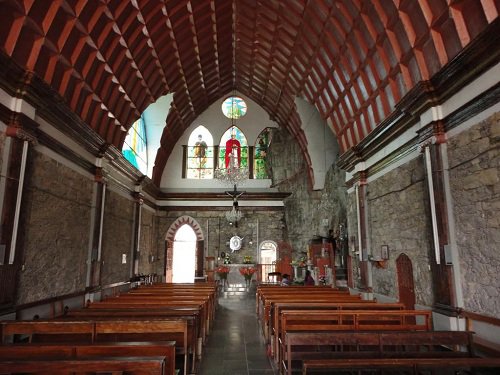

[216,266,230,287]
[239,266,257,287]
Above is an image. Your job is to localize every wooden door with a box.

[396,253,416,310]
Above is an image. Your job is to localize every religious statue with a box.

[225,131,241,168]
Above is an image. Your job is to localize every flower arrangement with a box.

[243,255,253,264]
[319,275,327,285]
[290,256,306,267]
[239,266,257,280]
[216,266,230,279]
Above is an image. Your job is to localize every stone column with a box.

[418,121,458,312]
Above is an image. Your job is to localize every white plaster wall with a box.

[295,97,338,190]
[160,92,278,192]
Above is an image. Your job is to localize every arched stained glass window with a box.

[123,117,148,175]
[254,128,272,179]
[219,126,248,170]
[187,126,214,179]
[221,96,247,119]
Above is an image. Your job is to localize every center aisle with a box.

[198,284,276,375]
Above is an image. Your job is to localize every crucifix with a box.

[226,184,244,227]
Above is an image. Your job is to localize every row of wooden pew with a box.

[256,284,500,375]
[0,282,218,375]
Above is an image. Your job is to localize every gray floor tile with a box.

[197,286,277,375]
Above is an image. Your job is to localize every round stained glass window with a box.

[222,96,247,119]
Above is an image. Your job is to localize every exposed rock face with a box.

[267,128,347,258]
[17,151,93,304]
[448,112,500,317]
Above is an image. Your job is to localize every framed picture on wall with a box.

[381,245,389,260]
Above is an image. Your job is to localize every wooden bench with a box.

[66,306,204,360]
[301,357,500,374]
[278,309,432,371]
[269,302,404,359]
[1,319,190,375]
[0,356,167,374]
[0,341,176,375]
[281,330,476,375]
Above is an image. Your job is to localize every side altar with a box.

[217,264,255,286]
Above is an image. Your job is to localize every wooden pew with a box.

[301,357,500,374]
[98,295,212,336]
[269,302,404,359]
[0,356,167,374]
[281,330,477,375]
[278,309,432,371]
[259,294,363,329]
[66,306,204,360]
[0,341,176,375]
[1,319,190,375]
[256,287,354,316]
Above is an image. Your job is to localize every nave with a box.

[198,284,275,375]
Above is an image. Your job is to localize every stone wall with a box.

[16,150,93,304]
[157,208,284,274]
[366,157,434,306]
[268,128,347,259]
[138,206,158,275]
[100,189,135,285]
[448,112,500,317]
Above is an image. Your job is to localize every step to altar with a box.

[221,283,256,298]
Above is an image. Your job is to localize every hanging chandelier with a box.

[214,153,249,187]
[225,202,243,224]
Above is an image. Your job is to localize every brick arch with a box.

[165,215,204,242]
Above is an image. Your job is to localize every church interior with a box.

[0,0,499,373]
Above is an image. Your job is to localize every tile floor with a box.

[197,286,276,375]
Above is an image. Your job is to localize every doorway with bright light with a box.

[172,224,197,283]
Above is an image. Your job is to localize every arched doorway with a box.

[396,253,416,310]
[259,240,277,282]
[172,224,197,283]
[165,216,205,283]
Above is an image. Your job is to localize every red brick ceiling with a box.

[0,0,498,185]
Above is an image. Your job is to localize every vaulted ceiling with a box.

[1,0,498,185]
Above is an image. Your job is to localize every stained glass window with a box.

[186,126,214,179]
[254,128,272,179]
[123,117,148,175]
[219,126,248,170]
[221,96,247,119]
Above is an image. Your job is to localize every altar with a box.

[217,264,255,286]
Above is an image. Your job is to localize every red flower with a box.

[216,266,230,279]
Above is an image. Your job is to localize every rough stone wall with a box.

[367,157,434,306]
[138,206,157,275]
[267,128,347,259]
[100,189,135,285]
[156,208,284,274]
[448,112,500,317]
[16,150,93,304]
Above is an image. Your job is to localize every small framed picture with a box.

[381,245,389,260]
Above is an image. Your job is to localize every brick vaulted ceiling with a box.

[0,0,498,185]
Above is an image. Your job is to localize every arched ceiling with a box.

[0,0,498,185]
